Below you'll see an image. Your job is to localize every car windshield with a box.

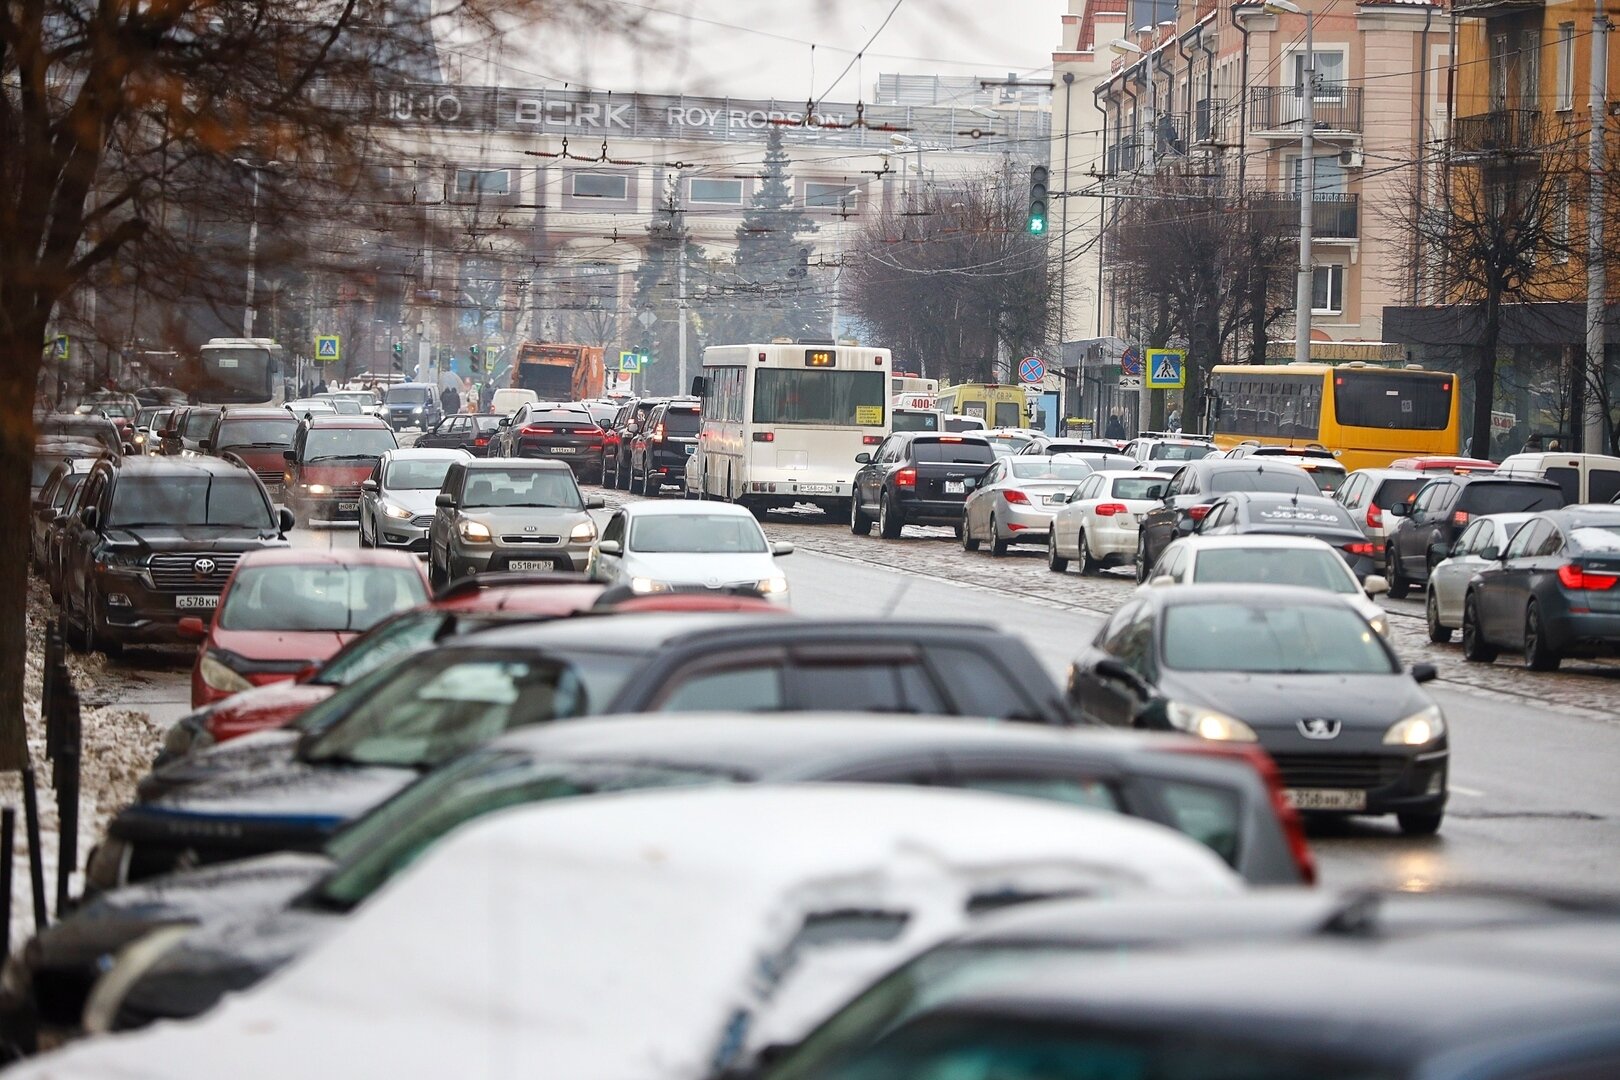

[219,564,427,632]
[303,427,396,462]
[386,388,430,404]
[182,410,219,438]
[1162,602,1394,674]
[387,458,458,490]
[1209,468,1314,495]
[1009,460,1092,481]
[1111,476,1168,500]
[108,475,272,529]
[1193,548,1359,594]
[310,750,728,909]
[332,392,379,407]
[630,513,768,553]
[913,440,996,465]
[461,469,582,509]
[298,649,635,768]
[311,611,455,687]
[1151,443,1213,460]
[216,420,296,448]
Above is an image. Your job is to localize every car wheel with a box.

[1523,601,1561,672]
[850,492,873,536]
[1397,810,1443,836]
[1385,546,1411,600]
[1077,530,1099,576]
[1426,589,1452,644]
[878,494,903,539]
[72,585,95,654]
[961,512,980,552]
[1461,595,1497,663]
[1134,534,1150,584]
[358,515,374,548]
[1047,531,1068,573]
[989,516,1008,557]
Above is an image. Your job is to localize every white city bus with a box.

[196,338,285,406]
[688,341,890,516]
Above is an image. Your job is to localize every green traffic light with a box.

[1028,216,1046,235]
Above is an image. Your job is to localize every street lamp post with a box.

[233,159,285,339]
[1264,0,1314,364]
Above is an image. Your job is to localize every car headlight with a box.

[198,652,253,695]
[754,575,789,595]
[382,501,414,520]
[630,577,674,594]
[1166,701,1258,742]
[98,549,146,570]
[412,406,423,414]
[1385,705,1445,746]
[305,483,331,495]
[570,520,597,542]
[1367,613,1390,639]
[457,519,492,543]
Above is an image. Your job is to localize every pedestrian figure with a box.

[1104,408,1126,441]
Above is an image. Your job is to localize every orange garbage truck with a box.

[512,342,605,401]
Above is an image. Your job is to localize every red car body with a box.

[1388,456,1498,475]
[284,416,397,521]
[192,575,609,744]
[209,408,299,490]
[186,548,429,708]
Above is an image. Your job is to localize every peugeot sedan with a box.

[588,501,792,602]
[358,448,471,553]
[1069,584,1447,834]
[427,459,603,586]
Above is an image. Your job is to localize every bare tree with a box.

[844,172,1048,382]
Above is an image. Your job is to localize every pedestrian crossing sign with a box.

[619,350,642,373]
[1146,348,1186,389]
[315,335,341,362]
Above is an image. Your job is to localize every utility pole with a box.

[676,199,689,396]
[1295,11,1316,365]
[1587,14,1610,453]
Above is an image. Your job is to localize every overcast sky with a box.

[459,0,1066,102]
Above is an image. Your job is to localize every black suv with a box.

[1384,474,1566,598]
[59,458,294,654]
[627,397,700,495]
[1136,460,1317,582]
[852,433,996,538]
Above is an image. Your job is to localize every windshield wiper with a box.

[309,454,383,462]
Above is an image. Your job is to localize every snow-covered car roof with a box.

[29,785,1239,1080]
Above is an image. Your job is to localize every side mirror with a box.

[1148,575,1176,588]
[498,417,511,428]
[1386,501,1409,518]
[276,507,296,534]
[690,375,708,397]
[854,452,871,464]
[79,506,100,531]
[1410,662,1438,684]
[435,493,456,508]
[771,541,795,557]
[1094,657,1151,697]
[282,449,296,462]
[177,616,208,640]
[361,479,379,493]
[1363,574,1389,597]
[597,540,622,556]
[1479,546,1500,561]
[198,440,213,453]
[585,496,606,510]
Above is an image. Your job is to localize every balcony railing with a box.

[1451,109,1542,156]
[1250,192,1360,239]
[1249,85,1363,133]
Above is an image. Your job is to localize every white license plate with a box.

[549,447,577,454]
[175,595,218,610]
[799,484,834,495]
[337,501,358,512]
[509,559,556,571]
[1285,788,1367,812]
[944,481,965,494]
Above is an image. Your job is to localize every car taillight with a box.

[1004,490,1030,505]
[752,431,775,443]
[895,467,916,489]
[1094,503,1127,517]
[522,426,554,435]
[1451,510,1469,526]
[1366,503,1383,529]
[473,437,488,447]
[1186,504,1212,521]
[1342,541,1378,557]
[1558,563,1620,591]
[1162,742,1315,886]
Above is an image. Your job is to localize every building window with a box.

[572,173,628,199]
[1551,178,1570,262]
[1310,265,1345,315]
[689,178,743,205]
[805,182,856,209]
[1557,23,1575,111]
[455,169,511,196]
[1289,154,1347,196]
[1290,50,1345,95]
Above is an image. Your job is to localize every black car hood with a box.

[137,731,305,803]
[117,907,337,1025]
[29,853,332,973]
[1158,670,1431,741]
[103,527,286,551]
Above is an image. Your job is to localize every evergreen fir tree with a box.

[631,179,704,394]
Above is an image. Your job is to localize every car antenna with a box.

[878,578,912,618]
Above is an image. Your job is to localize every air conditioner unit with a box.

[1339,148,1364,168]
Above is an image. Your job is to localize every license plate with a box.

[509,559,555,571]
[799,484,834,495]
[684,444,696,456]
[337,501,358,512]
[944,481,965,494]
[1285,788,1367,812]
[549,447,577,454]
[175,595,218,610]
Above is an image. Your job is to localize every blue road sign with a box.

[1120,346,1143,377]
[1018,355,1046,384]
[314,335,341,362]
[1146,348,1186,389]
[618,350,641,373]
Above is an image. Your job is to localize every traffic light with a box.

[1027,165,1049,236]
[469,343,482,372]
[391,341,404,373]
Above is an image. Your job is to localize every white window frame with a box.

[1557,23,1575,111]
[1310,264,1345,315]
[1551,178,1570,263]
[688,177,743,205]
[1289,49,1346,99]
[571,172,628,200]
[454,168,511,196]
[805,181,857,209]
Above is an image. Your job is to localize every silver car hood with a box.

[461,506,589,532]
[385,488,443,516]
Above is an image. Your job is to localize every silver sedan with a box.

[359,447,472,554]
[962,456,1093,556]
[1425,512,1535,643]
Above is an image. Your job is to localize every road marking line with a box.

[1450,785,1486,797]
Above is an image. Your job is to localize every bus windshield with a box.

[198,346,278,405]
[753,370,886,426]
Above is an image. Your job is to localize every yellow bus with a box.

[936,383,1027,429]
[1209,362,1462,472]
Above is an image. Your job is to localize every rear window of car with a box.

[529,410,595,427]
[1150,443,1214,461]
[662,408,700,436]
[1111,476,1167,500]
[891,411,940,433]
[913,440,996,465]
[1570,524,1620,552]
[1009,460,1092,481]
[1460,482,1565,515]
[1244,501,1358,533]
[219,564,427,633]
[1372,477,1426,509]
[1192,547,1359,594]
[1208,468,1315,495]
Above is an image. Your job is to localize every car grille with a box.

[1273,753,1406,790]
[411,515,434,528]
[148,552,241,592]
[254,467,284,485]
[501,535,562,545]
[328,485,363,500]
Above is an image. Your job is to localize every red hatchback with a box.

[283,416,398,522]
[206,408,299,492]
[183,548,429,708]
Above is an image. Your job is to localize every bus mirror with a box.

[690,376,708,397]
